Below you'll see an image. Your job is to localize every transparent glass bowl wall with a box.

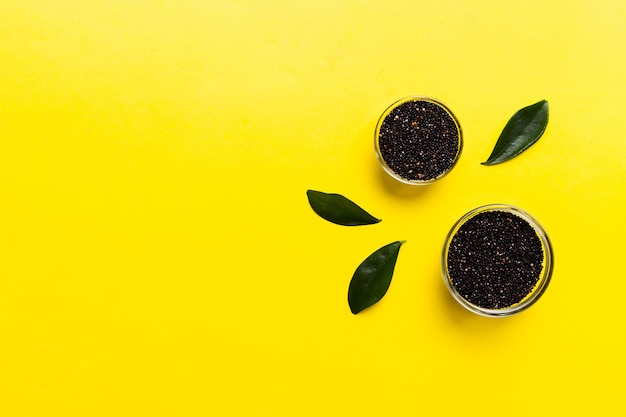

[441,204,554,317]
[374,96,463,185]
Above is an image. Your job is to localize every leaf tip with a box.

[348,294,364,314]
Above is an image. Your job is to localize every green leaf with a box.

[482,100,549,165]
[348,241,405,314]
[306,190,381,226]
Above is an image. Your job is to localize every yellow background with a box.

[1,1,625,415]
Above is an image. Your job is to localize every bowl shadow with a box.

[373,159,434,200]
[434,265,517,332]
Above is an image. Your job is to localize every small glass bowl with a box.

[441,204,554,317]
[374,96,463,185]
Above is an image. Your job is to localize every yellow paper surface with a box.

[1,1,625,415]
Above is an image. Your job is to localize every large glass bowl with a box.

[441,204,554,317]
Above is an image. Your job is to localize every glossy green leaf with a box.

[306,190,381,226]
[482,100,549,165]
[348,240,405,314]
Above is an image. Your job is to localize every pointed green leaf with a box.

[306,190,381,226]
[348,240,405,314]
[482,100,549,165]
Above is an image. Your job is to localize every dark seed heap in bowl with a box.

[446,210,544,310]
[378,100,460,181]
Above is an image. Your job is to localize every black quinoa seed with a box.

[447,210,544,310]
[378,99,459,181]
